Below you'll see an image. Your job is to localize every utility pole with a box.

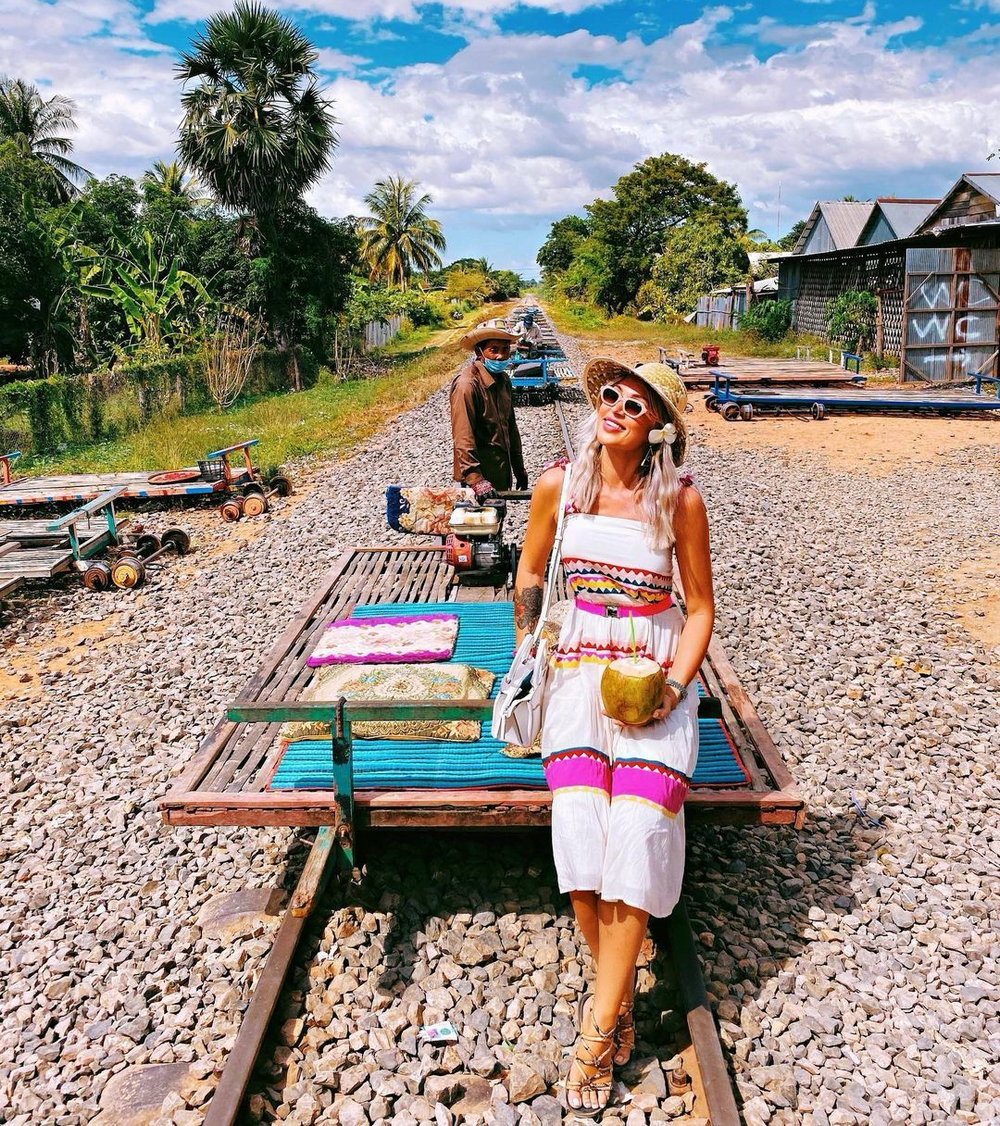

[775,182,782,242]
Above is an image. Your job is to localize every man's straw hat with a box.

[582,358,688,465]
[460,325,520,351]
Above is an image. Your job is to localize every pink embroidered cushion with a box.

[307,612,460,667]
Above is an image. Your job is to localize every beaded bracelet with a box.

[665,678,688,702]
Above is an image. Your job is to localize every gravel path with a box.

[1,333,998,1126]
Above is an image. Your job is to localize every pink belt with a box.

[575,596,673,618]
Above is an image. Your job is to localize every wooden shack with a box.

[777,174,1000,381]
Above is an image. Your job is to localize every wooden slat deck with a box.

[160,546,805,830]
[0,523,121,580]
[0,467,254,508]
[659,353,865,389]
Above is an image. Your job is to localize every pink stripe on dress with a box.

[611,759,689,818]
[543,746,612,797]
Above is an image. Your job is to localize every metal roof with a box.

[793,200,875,254]
[872,200,939,239]
[963,173,1000,203]
[915,173,1000,234]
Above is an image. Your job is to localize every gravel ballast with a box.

[1,336,998,1125]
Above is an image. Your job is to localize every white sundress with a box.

[540,482,699,919]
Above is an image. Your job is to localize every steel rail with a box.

[663,901,743,1126]
[202,827,339,1126]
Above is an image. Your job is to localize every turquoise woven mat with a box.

[269,601,750,791]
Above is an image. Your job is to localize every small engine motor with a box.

[444,500,516,586]
[701,343,720,366]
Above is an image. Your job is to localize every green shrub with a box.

[826,290,877,352]
[739,299,792,343]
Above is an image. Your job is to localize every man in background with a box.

[450,325,528,499]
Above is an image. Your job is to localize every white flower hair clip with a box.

[647,423,677,445]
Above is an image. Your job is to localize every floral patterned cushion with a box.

[280,663,495,743]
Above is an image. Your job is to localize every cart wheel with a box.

[722,403,741,422]
[161,528,191,555]
[811,402,826,421]
[241,489,269,518]
[705,394,719,413]
[83,562,112,592]
[269,474,293,497]
[220,498,243,522]
[507,542,519,589]
[740,403,755,421]
[111,554,146,589]
[134,534,161,559]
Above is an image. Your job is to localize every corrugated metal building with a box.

[778,174,1000,378]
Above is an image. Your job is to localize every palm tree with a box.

[140,159,211,206]
[175,1,338,221]
[0,77,90,200]
[360,176,446,290]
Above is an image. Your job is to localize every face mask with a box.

[483,358,510,375]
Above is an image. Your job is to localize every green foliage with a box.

[176,0,338,219]
[80,227,213,350]
[537,215,590,279]
[584,153,747,313]
[360,175,446,289]
[638,221,748,319]
[825,289,877,352]
[739,299,792,342]
[0,346,315,456]
[0,76,90,200]
[778,219,806,252]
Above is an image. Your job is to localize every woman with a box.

[513,359,714,1116]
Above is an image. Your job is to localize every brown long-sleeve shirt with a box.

[449,359,526,491]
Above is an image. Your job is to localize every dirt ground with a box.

[693,408,1000,651]
[577,335,1000,650]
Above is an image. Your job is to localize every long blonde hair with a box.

[568,403,682,550]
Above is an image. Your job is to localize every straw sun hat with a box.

[583,358,689,466]
[459,325,520,351]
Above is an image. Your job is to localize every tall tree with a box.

[141,160,210,207]
[360,176,446,291]
[0,77,90,201]
[175,1,338,220]
[537,215,590,279]
[586,153,746,313]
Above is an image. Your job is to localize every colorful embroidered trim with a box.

[610,757,690,819]
[543,745,612,799]
[562,556,672,604]
[307,611,460,667]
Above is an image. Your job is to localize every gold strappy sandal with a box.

[565,995,616,1118]
[614,995,635,1067]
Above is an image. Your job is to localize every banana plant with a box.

[80,228,213,349]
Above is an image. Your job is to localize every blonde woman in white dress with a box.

[513,360,714,1117]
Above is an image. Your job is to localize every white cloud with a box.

[3,1,1000,263]
[316,47,372,73]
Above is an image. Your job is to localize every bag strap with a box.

[530,466,573,647]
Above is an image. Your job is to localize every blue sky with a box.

[2,0,1000,276]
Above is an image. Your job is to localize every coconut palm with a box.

[140,159,211,206]
[0,76,90,200]
[360,176,446,291]
[175,1,337,221]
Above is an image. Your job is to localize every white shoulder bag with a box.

[491,469,572,747]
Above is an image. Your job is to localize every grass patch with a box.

[542,293,831,358]
[30,337,470,475]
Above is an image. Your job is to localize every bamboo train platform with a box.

[0,441,264,510]
[161,544,805,831]
[707,371,1000,420]
[0,488,127,596]
[658,350,868,389]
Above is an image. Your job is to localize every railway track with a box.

[198,304,742,1126]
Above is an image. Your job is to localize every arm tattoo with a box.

[514,585,543,632]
